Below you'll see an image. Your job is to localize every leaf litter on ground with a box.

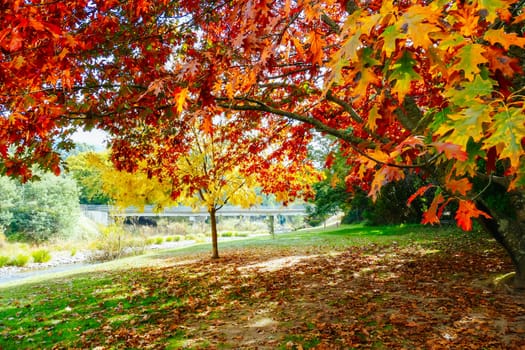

[1,227,524,349]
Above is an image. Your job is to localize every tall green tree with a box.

[0,176,19,233]
[9,174,80,243]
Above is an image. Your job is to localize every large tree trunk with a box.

[209,207,219,259]
[476,190,525,290]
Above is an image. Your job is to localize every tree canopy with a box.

[2,0,525,286]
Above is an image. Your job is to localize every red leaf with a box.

[407,184,434,207]
[431,142,468,161]
[455,200,491,231]
[486,147,497,174]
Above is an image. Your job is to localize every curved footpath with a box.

[0,240,197,285]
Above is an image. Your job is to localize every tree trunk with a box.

[209,207,219,259]
[476,190,525,290]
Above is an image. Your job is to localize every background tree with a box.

[66,151,111,205]
[0,176,19,234]
[9,173,80,243]
[85,152,175,211]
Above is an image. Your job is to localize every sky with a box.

[70,129,108,149]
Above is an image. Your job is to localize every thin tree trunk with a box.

[209,207,219,259]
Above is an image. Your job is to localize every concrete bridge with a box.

[80,204,307,225]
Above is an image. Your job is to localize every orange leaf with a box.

[445,178,472,196]
[421,193,444,225]
[369,166,405,201]
[201,115,213,134]
[484,29,525,50]
[455,200,491,231]
[407,184,434,207]
[309,31,325,66]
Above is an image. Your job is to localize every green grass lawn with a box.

[0,224,522,349]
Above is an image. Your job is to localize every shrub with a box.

[9,174,80,243]
[0,256,9,267]
[173,235,182,241]
[32,249,52,263]
[234,232,248,237]
[168,222,188,235]
[8,254,30,267]
[221,232,233,237]
[155,237,164,245]
[92,224,145,260]
[165,236,173,242]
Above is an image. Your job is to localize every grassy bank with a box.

[1,224,523,349]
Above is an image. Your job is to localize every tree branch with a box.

[216,97,438,170]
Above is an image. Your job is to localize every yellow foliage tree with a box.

[92,115,321,258]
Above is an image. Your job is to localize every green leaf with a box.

[380,25,401,57]
[435,101,492,148]
[475,0,508,22]
[484,107,525,168]
[389,50,422,100]
[445,75,494,106]
[453,44,488,80]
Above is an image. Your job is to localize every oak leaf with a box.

[407,184,434,207]
[484,29,525,50]
[455,200,491,231]
[421,193,445,225]
[454,44,488,80]
[389,51,422,101]
[431,142,468,161]
[445,178,472,196]
[484,107,525,168]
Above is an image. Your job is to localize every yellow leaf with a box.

[366,105,380,132]
[175,88,188,114]
[354,68,379,101]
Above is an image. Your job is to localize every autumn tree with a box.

[2,1,525,287]
[90,115,320,258]
[156,0,525,287]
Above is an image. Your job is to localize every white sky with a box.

[70,129,108,148]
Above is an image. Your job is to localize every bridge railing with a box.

[80,204,307,217]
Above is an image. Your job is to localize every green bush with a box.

[8,254,30,267]
[221,232,233,237]
[234,232,248,237]
[8,174,80,243]
[155,237,164,244]
[173,235,182,241]
[31,249,52,263]
[0,255,9,267]
[165,236,173,242]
